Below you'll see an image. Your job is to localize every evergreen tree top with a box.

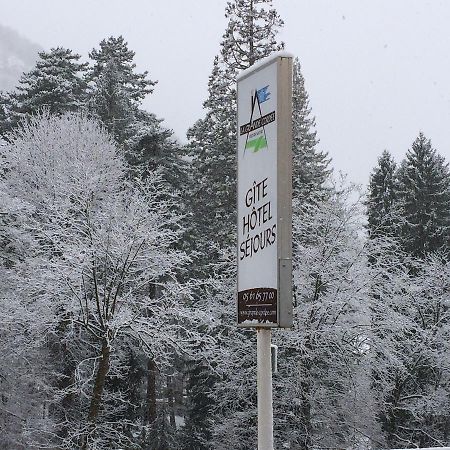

[397,132,450,256]
[89,36,137,70]
[221,0,284,71]
[399,132,449,187]
[366,150,397,238]
[292,57,331,203]
[16,47,87,88]
[9,47,87,121]
[369,150,397,190]
[36,46,84,63]
[88,35,156,102]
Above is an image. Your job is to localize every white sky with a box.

[2,0,450,185]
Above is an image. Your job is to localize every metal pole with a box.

[257,328,273,450]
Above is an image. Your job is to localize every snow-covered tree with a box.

[292,58,331,205]
[191,180,377,450]
[87,36,156,146]
[186,0,284,272]
[87,40,190,444]
[6,47,87,129]
[221,0,284,70]
[366,150,398,239]
[0,113,197,448]
[369,248,450,448]
[366,136,450,447]
[274,181,375,450]
[396,133,450,258]
[0,91,12,138]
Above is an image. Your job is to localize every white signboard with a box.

[237,53,293,328]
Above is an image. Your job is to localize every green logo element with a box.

[245,135,267,152]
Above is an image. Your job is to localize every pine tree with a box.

[124,109,188,196]
[366,150,398,239]
[187,0,284,268]
[221,0,284,70]
[8,47,87,126]
[368,136,450,447]
[396,133,450,257]
[0,91,12,139]
[87,36,156,145]
[88,38,192,446]
[186,57,237,265]
[182,359,215,450]
[183,2,284,447]
[292,58,330,205]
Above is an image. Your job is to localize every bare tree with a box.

[1,113,196,448]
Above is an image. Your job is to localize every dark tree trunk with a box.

[48,316,76,439]
[249,0,255,66]
[167,375,176,427]
[146,359,157,424]
[299,336,313,450]
[88,340,110,423]
[82,340,110,449]
[299,372,312,450]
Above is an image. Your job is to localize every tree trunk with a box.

[48,316,76,439]
[167,375,176,427]
[82,340,110,449]
[299,372,312,450]
[299,336,313,450]
[146,359,157,424]
[249,0,255,66]
[88,340,110,423]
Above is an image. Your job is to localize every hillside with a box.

[0,24,41,92]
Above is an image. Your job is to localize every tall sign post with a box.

[237,53,293,450]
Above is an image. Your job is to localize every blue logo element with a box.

[256,85,271,103]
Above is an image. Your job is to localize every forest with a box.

[0,1,449,449]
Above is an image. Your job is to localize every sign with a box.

[237,53,293,328]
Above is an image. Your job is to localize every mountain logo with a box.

[240,85,276,155]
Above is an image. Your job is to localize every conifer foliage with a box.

[367,135,450,257]
[366,150,398,239]
[221,0,284,70]
[87,36,157,145]
[396,133,450,257]
[292,58,330,204]
[2,47,87,133]
[367,136,450,448]
[182,2,285,448]
[187,0,284,264]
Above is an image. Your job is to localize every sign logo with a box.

[256,85,271,103]
[240,85,276,154]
